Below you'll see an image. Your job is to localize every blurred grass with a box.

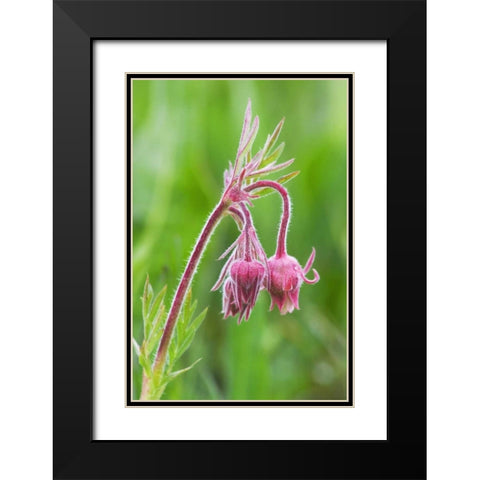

[132,79,348,400]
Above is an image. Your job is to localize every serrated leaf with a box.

[235,116,259,170]
[189,307,208,333]
[145,285,167,339]
[138,347,152,377]
[238,99,252,147]
[167,338,177,370]
[138,280,208,400]
[148,285,167,322]
[181,289,193,326]
[258,142,285,170]
[188,299,198,321]
[247,158,294,180]
[146,325,164,358]
[150,299,166,333]
[176,293,189,341]
[168,358,202,380]
[277,170,300,185]
[175,307,208,361]
[262,118,284,156]
[248,148,265,171]
[177,329,196,360]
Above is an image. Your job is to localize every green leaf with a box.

[138,280,208,400]
[189,307,208,333]
[168,358,202,380]
[140,280,168,359]
[150,301,166,336]
[176,289,190,340]
[236,116,259,168]
[149,285,167,322]
[146,324,164,358]
[138,346,152,378]
[251,171,301,198]
[247,158,294,181]
[177,307,207,361]
[262,117,284,156]
[182,288,192,323]
[177,330,196,360]
[277,170,300,185]
[258,142,285,169]
[188,299,198,322]
[249,187,274,198]
[167,292,208,371]
[145,285,167,339]
[150,371,167,399]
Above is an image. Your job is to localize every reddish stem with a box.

[240,203,253,261]
[245,180,290,258]
[228,206,245,231]
[141,200,228,399]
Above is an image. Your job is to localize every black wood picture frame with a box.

[53,1,426,479]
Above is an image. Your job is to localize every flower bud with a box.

[267,249,319,315]
[229,259,265,323]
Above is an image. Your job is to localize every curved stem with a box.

[239,203,253,261]
[245,180,290,258]
[141,200,228,400]
[228,206,245,231]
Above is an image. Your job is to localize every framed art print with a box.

[126,74,353,407]
[54,1,426,478]
[95,42,386,441]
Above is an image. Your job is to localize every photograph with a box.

[48,0,429,477]
[128,76,352,403]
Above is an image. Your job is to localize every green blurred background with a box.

[132,79,348,401]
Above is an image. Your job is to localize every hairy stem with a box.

[239,203,253,261]
[140,200,228,400]
[245,180,290,258]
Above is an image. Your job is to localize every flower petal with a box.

[303,247,316,273]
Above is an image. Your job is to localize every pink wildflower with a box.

[267,248,320,315]
[229,259,265,323]
[211,100,320,322]
[212,204,268,323]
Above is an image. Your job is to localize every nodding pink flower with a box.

[267,248,320,315]
[211,101,320,323]
[229,259,265,323]
[212,204,268,323]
